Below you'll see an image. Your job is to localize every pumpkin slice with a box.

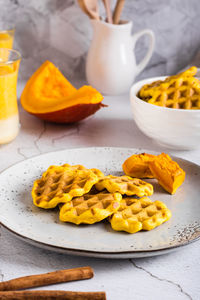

[122,153,155,178]
[149,153,185,194]
[21,61,104,123]
[33,85,105,123]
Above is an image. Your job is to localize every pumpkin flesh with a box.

[122,153,155,178]
[149,153,185,194]
[20,61,104,123]
[21,61,77,114]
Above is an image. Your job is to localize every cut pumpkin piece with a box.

[21,61,105,123]
[149,153,185,194]
[21,61,77,113]
[122,153,155,178]
[32,85,105,123]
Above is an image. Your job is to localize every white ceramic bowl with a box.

[130,76,200,150]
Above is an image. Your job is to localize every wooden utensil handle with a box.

[113,0,125,24]
[77,0,88,14]
[78,0,100,20]
[0,267,93,291]
[102,0,113,23]
[0,290,106,300]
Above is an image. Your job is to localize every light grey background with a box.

[1,0,200,84]
[1,2,200,299]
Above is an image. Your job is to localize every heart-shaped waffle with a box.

[95,175,153,197]
[59,191,122,225]
[110,197,172,233]
[32,165,103,209]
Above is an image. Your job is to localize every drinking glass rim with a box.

[0,48,21,64]
[0,28,15,34]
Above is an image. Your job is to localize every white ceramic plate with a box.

[0,147,200,259]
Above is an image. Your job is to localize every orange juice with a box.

[0,32,14,49]
[0,49,21,144]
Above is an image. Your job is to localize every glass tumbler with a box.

[0,28,15,49]
[0,48,21,144]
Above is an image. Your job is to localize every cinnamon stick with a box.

[0,290,106,300]
[0,267,93,291]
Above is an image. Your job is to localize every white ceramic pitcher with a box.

[86,20,155,95]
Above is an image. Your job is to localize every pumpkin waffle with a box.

[110,197,172,233]
[59,191,122,225]
[139,66,200,109]
[32,166,101,209]
[139,66,198,99]
[42,164,104,178]
[95,175,153,197]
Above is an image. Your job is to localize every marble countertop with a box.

[0,82,200,300]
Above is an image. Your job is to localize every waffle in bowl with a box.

[59,191,122,225]
[95,175,153,197]
[32,164,103,209]
[139,66,200,109]
[109,197,172,233]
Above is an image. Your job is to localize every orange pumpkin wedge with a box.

[21,61,105,123]
[149,153,186,194]
[122,153,155,178]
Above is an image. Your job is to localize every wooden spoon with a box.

[78,0,100,20]
[102,0,113,23]
[113,0,125,24]
[77,0,89,16]
[84,0,100,20]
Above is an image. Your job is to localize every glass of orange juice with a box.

[0,28,15,49]
[0,48,21,144]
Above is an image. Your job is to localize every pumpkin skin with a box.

[21,61,104,123]
[33,102,105,124]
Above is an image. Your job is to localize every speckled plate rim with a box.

[0,147,200,259]
[1,220,199,259]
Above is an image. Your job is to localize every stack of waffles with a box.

[32,163,171,234]
[139,66,200,109]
